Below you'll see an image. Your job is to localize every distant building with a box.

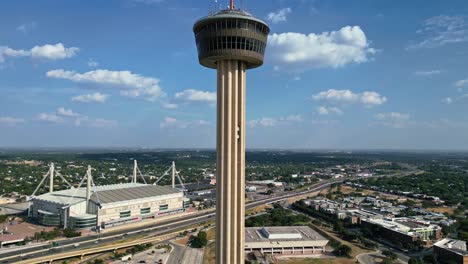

[245,226,329,255]
[361,217,442,244]
[30,183,187,229]
[434,239,468,264]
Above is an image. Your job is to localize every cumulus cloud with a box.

[312,89,387,107]
[72,92,109,103]
[414,70,441,76]
[267,8,292,24]
[0,43,79,63]
[57,107,79,117]
[408,15,468,50]
[174,89,216,104]
[46,69,165,102]
[0,117,25,126]
[160,117,209,129]
[316,106,343,115]
[375,112,411,128]
[268,26,376,71]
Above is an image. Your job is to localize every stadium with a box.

[29,162,190,230]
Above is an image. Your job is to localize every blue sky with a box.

[1,0,468,150]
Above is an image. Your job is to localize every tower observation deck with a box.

[193,1,269,264]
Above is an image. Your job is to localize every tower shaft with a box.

[216,60,246,264]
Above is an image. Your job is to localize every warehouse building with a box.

[30,165,189,230]
[245,226,329,255]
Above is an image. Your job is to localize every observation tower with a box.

[193,1,269,263]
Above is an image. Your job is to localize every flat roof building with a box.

[245,226,329,255]
[434,239,468,264]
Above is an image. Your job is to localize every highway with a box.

[0,180,339,264]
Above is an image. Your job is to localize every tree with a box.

[381,258,393,264]
[190,231,208,248]
[408,258,421,264]
[382,249,397,260]
[333,245,352,257]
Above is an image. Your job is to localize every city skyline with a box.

[1,0,468,150]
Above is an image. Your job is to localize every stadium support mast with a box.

[86,165,92,202]
[172,161,176,188]
[133,160,138,184]
[49,162,55,193]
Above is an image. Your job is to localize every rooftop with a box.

[33,183,182,206]
[245,226,327,243]
[434,238,468,255]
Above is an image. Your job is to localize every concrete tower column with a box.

[216,60,246,264]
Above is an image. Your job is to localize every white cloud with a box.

[174,89,216,104]
[74,117,117,128]
[408,15,468,50]
[375,112,411,128]
[162,103,178,109]
[442,97,453,104]
[47,69,165,101]
[316,106,343,115]
[361,91,387,106]
[72,93,109,103]
[268,26,375,71]
[267,8,292,24]
[312,89,387,107]
[57,107,79,117]
[414,70,441,76]
[37,113,64,123]
[0,43,78,63]
[160,117,209,129]
[249,114,303,128]
[87,58,99,67]
[0,117,25,126]
[282,115,303,122]
[249,118,277,128]
[38,108,116,128]
[455,78,468,87]
[16,22,37,33]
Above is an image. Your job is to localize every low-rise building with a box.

[245,226,329,255]
[433,239,468,264]
[361,217,442,244]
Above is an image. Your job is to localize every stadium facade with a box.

[29,164,189,230]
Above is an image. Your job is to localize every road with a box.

[0,180,340,263]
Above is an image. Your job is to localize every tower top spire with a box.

[230,0,234,10]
